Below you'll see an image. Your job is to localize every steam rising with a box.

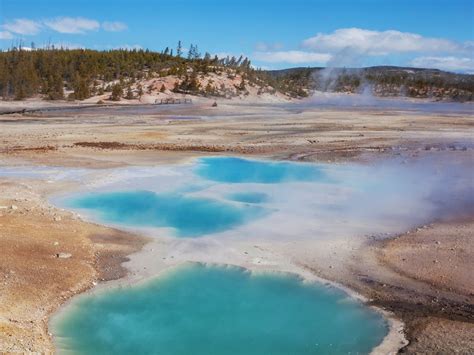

[2,154,472,242]
[304,47,474,112]
[29,155,471,242]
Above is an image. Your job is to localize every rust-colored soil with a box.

[0,182,146,352]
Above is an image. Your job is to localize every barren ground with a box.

[0,100,473,353]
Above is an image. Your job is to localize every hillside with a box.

[266,66,474,102]
[1,48,473,103]
[0,48,298,103]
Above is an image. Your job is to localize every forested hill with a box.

[1,47,472,102]
[265,66,474,101]
[0,48,304,101]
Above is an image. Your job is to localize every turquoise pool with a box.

[227,192,269,203]
[67,190,264,237]
[195,157,330,183]
[53,264,387,355]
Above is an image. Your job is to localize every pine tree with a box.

[241,58,251,70]
[177,41,183,58]
[110,83,122,101]
[179,72,200,93]
[187,44,194,60]
[187,44,201,60]
[194,45,201,59]
[137,84,143,98]
[125,86,134,99]
[72,74,90,100]
[238,78,246,91]
[0,57,9,99]
[12,51,39,100]
[45,73,64,100]
[173,81,179,92]
[205,82,214,96]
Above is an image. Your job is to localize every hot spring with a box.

[52,264,387,354]
[65,190,264,237]
[59,156,470,240]
[6,155,467,354]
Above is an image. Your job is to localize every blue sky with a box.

[1,0,473,72]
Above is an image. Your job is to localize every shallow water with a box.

[196,157,330,183]
[0,165,89,181]
[53,264,387,355]
[62,157,333,237]
[227,191,269,203]
[286,94,474,115]
[60,155,473,240]
[67,190,264,237]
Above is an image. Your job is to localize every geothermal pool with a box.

[3,155,471,353]
[52,264,387,354]
[196,156,330,183]
[67,190,264,237]
[59,156,464,239]
[63,157,333,237]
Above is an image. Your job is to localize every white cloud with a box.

[411,56,474,73]
[2,19,42,35]
[2,17,127,36]
[254,50,331,64]
[102,21,127,32]
[0,31,14,39]
[44,17,100,34]
[302,28,469,55]
[255,42,283,51]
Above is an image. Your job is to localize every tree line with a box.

[0,42,269,101]
[266,66,474,101]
